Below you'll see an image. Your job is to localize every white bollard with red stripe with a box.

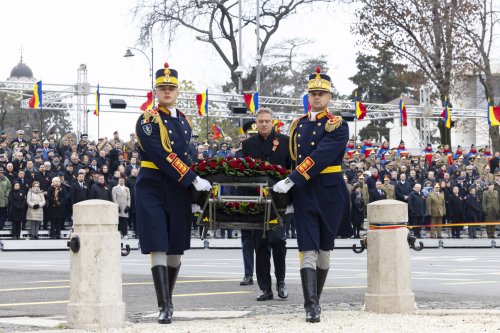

[364,199,416,313]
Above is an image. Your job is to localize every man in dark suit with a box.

[408,183,426,238]
[70,170,89,205]
[369,180,387,203]
[241,108,291,302]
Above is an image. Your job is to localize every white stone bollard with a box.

[67,200,125,329]
[364,199,416,313]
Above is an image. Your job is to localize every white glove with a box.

[191,204,201,213]
[193,176,212,191]
[285,204,294,214]
[272,178,294,193]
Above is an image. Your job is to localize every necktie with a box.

[80,182,83,189]
[379,190,382,196]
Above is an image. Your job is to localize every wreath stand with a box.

[196,181,283,240]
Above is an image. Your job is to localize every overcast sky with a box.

[0,0,361,139]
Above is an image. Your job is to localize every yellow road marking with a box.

[0,279,242,292]
[442,280,497,286]
[0,300,69,307]
[324,285,367,289]
[0,291,251,307]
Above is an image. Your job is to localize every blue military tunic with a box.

[288,110,352,252]
[135,106,197,254]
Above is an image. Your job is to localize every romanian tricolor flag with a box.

[196,89,208,116]
[243,92,259,114]
[440,98,451,129]
[273,119,284,133]
[354,92,366,120]
[28,81,42,109]
[211,124,224,140]
[140,91,155,111]
[93,84,100,116]
[238,118,244,135]
[487,98,500,126]
[399,97,407,127]
[303,94,311,113]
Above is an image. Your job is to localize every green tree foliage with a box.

[349,48,426,142]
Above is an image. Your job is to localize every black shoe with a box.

[300,268,320,323]
[167,264,181,317]
[240,276,253,286]
[151,266,172,324]
[257,289,273,301]
[277,281,288,299]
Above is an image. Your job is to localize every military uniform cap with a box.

[307,67,332,93]
[155,62,179,87]
[242,120,258,134]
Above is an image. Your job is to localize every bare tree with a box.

[353,0,478,145]
[456,0,500,151]
[132,0,335,89]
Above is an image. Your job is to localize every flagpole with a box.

[354,116,357,144]
[400,116,403,142]
[206,115,209,142]
[97,110,100,140]
[40,106,43,138]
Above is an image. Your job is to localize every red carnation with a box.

[234,202,240,209]
[208,160,217,168]
[229,160,239,168]
[277,167,287,175]
[248,161,256,169]
[238,164,245,171]
[227,156,234,161]
[198,164,207,172]
[259,163,267,171]
[219,159,226,166]
[245,156,252,162]
[267,165,276,171]
[227,202,234,208]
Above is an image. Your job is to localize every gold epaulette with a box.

[142,107,173,153]
[325,113,343,132]
[289,114,307,161]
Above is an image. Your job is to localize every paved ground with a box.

[0,248,499,332]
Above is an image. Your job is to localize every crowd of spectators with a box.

[342,139,500,239]
[0,129,137,239]
[0,126,498,241]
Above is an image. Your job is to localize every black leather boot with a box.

[151,266,172,324]
[300,268,320,323]
[317,268,329,301]
[167,264,181,317]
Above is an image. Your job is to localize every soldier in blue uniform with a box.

[135,63,211,324]
[273,67,351,323]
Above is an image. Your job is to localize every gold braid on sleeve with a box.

[288,118,300,162]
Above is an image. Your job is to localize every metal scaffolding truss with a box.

[0,80,487,123]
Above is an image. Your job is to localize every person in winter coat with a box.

[8,181,26,239]
[0,167,11,230]
[112,177,131,238]
[350,184,365,238]
[426,183,446,238]
[482,183,499,238]
[47,177,66,239]
[89,174,112,201]
[408,183,426,238]
[464,187,482,238]
[448,186,465,238]
[26,181,46,239]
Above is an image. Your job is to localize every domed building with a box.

[7,55,36,83]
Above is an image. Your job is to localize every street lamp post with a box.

[123,47,154,90]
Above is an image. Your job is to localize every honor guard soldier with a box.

[135,63,211,324]
[241,108,292,301]
[273,67,351,323]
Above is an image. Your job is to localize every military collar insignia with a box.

[158,106,171,116]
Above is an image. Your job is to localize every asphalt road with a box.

[0,248,499,321]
